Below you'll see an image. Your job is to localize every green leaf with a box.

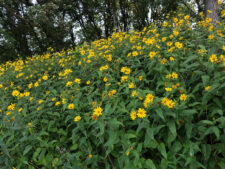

[0,140,10,157]
[32,148,41,161]
[212,126,220,139]
[218,161,225,169]
[146,159,156,169]
[200,120,214,126]
[108,118,124,129]
[155,108,165,121]
[153,125,165,135]
[23,145,32,155]
[185,123,192,139]
[202,144,211,161]
[182,109,197,116]
[202,75,209,86]
[105,130,118,147]
[104,103,112,115]
[97,120,105,136]
[182,54,198,65]
[158,142,167,159]
[70,144,78,151]
[203,126,220,139]
[144,128,154,148]
[168,121,176,137]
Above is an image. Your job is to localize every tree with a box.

[205,0,218,24]
[0,0,219,62]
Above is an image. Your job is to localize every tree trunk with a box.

[205,0,218,25]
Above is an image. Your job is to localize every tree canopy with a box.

[0,0,222,62]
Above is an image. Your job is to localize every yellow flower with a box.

[165,87,172,92]
[12,90,20,97]
[27,122,32,129]
[198,49,204,54]
[132,51,138,57]
[167,41,173,46]
[162,37,167,42]
[167,100,175,109]
[137,108,146,118]
[74,78,81,84]
[161,58,167,64]
[68,103,75,109]
[161,97,169,105]
[42,75,48,80]
[175,42,183,49]
[173,30,179,36]
[180,94,187,101]
[28,83,33,88]
[128,82,135,88]
[145,94,154,103]
[88,154,92,158]
[149,51,156,59]
[99,65,109,71]
[173,17,178,22]
[74,116,81,122]
[139,76,143,81]
[24,92,30,97]
[208,34,214,40]
[39,100,44,104]
[103,77,108,82]
[34,82,39,87]
[121,76,128,83]
[86,80,91,85]
[62,98,67,104]
[205,86,211,91]
[55,101,61,106]
[163,21,168,27]
[169,57,174,61]
[18,108,23,112]
[184,15,190,20]
[221,10,225,17]
[131,90,138,97]
[0,84,3,88]
[66,81,73,86]
[172,85,177,89]
[126,151,130,156]
[121,67,131,75]
[130,111,137,120]
[220,55,225,61]
[108,89,117,96]
[209,54,218,63]
[206,17,212,23]
[19,93,24,98]
[172,72,178,79]
[93,106,103,116]
[222,46,225,51]
[8,103,16,110]
[6,111,11,116]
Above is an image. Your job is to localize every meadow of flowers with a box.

[0,7,225,169]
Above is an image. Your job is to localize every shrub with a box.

[1,7,225,169]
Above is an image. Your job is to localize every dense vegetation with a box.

[1,6,225,169]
